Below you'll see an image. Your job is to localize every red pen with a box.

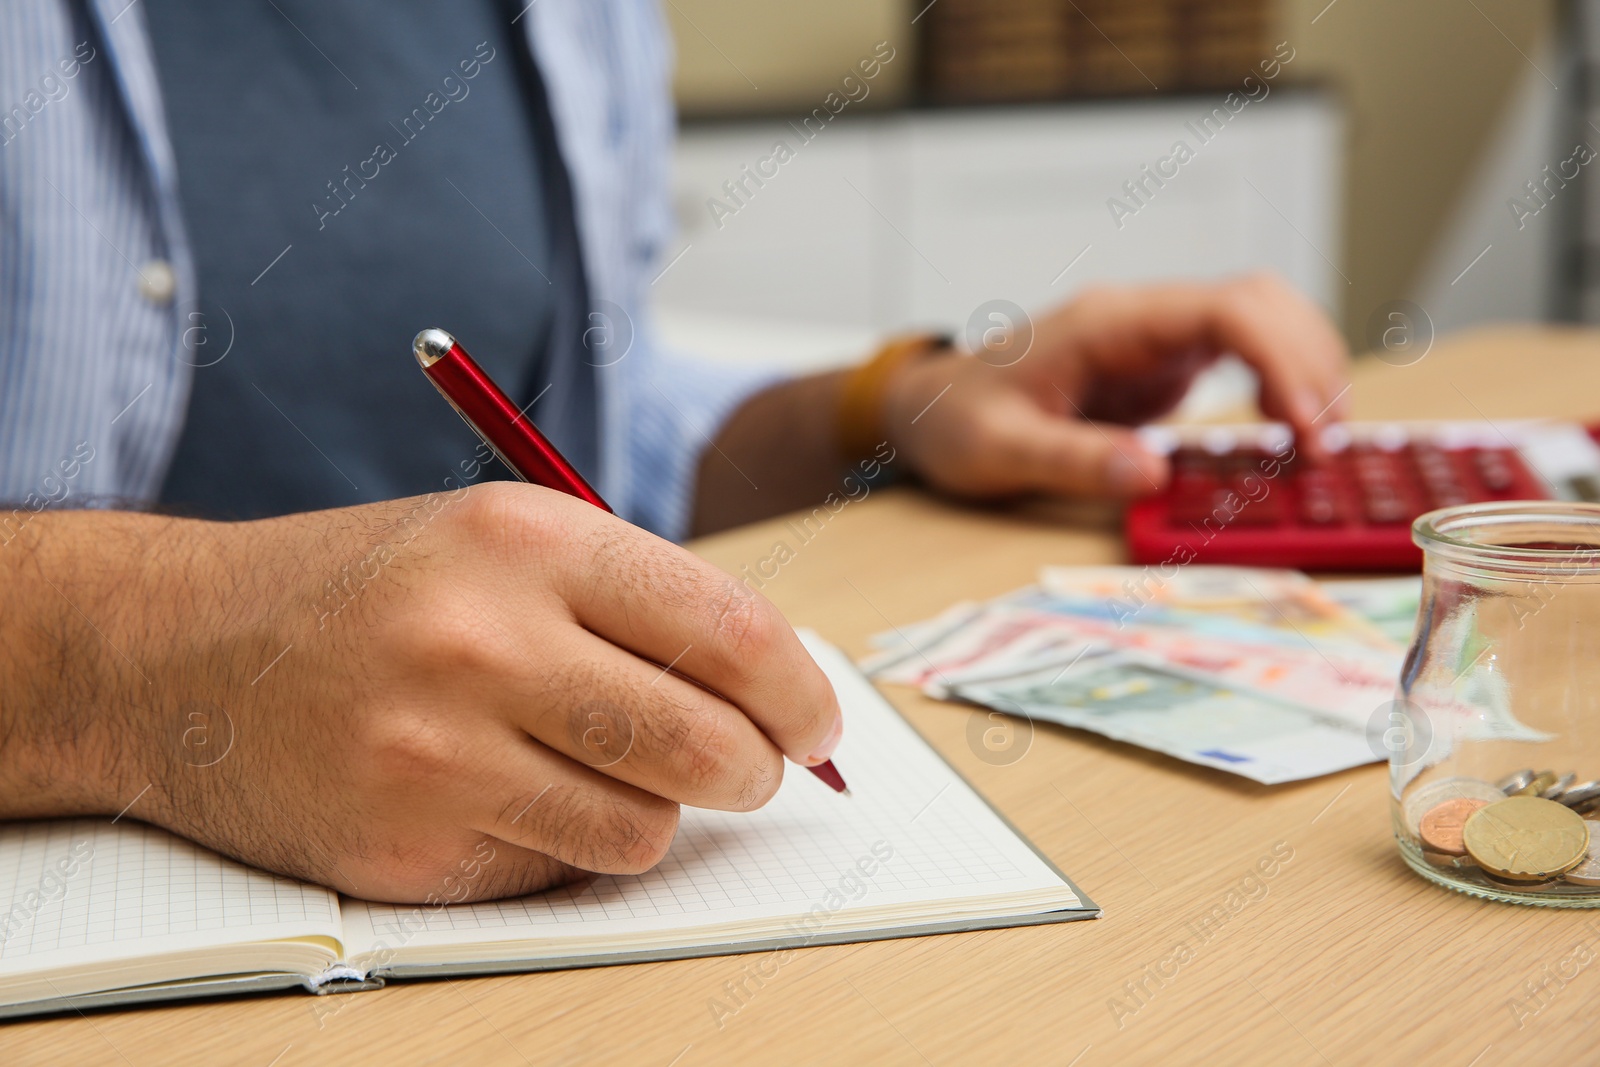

[412,328,850,796]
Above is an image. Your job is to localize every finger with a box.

[450,838,588,904]
[986,398,1169,498]
[1073,277,1349,446]
[1206,275,1349,442]
[509,627,785,812]
[544,506,843,768]
[469,733,684,877]
[1080,345,1218,426]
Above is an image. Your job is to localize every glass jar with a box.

[1394,501,1600,906]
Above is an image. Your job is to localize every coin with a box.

[1402,777,1506,839]
[1481,870,1560,892]
[1497,769,1536,794]
[1541,773,1577,800]
[1419,798,1491,856]
[1463,796,1591,880]
[1519,771,1559,797]
[1565,823,1600,887]
[1558,781,1600,810]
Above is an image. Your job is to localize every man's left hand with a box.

[882,272,1350,500]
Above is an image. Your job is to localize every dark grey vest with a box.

[146,0,597,518]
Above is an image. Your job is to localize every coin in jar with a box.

[1481,870,1560,892]
[1497,769,1537,794]
[1521,770,1559,797]
[1402,777,1506,839]
[1541,772,1577,799]
[1558,781,1600,811]
[1565,822,1600,887]
[1419,798,1491,856]
[1463,796,1590,880]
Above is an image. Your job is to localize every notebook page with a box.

[0,820,342,983]
[342,633,1081,964]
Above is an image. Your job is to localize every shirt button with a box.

[138,260,176,306]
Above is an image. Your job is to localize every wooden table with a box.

[9,326,1600,1065]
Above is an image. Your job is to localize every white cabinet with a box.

[657,91,1341,368]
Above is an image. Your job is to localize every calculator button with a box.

[1227,474,1277,524]
[1171,447,1210,475]
[1413,447,1467,505]
[1363,491,1410,525]
[1319,425,1352,453]
[1372,425,1410,452]
[1299,492,1340,525]
[1475,450,1517,492]
[1296,471,1345,525]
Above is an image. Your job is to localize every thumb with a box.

[996,408,1169,499]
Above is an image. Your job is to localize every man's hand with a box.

[882,273,1350,500]
[0,484,842,903]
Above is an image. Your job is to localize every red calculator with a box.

[1124,421,1600,571]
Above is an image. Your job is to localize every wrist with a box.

[835,333,951,463]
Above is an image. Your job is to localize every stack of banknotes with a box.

[861,568,1423,784]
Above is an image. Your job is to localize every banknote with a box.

[866,594,1400,726]
[952,652,1377,784]
[1318,577,1423,648]
[1038,565,1394,653]
[859,598,1088,695]
[860,565,1410,783]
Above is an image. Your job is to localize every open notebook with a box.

[0,633,1095,1019]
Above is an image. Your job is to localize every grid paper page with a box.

[343,633,1079,957]
[0,819,341,976]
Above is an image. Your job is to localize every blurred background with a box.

[652,0,1582,403]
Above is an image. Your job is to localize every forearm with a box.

[689,369,852,537]
[0,511,195,819]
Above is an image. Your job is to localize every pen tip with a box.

[806,759,849,794]
[841,788,853,798]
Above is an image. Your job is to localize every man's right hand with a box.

[0,483,842,903]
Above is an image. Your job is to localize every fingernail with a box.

[806,712,844,765]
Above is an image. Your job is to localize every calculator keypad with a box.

[1167,441,1533,531]
[1129,425,1557,570]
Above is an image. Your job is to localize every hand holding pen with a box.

[414,328,851,796]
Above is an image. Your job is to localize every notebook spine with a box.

[303,964,385,996]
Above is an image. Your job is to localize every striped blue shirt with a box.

[0,0,781,540]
